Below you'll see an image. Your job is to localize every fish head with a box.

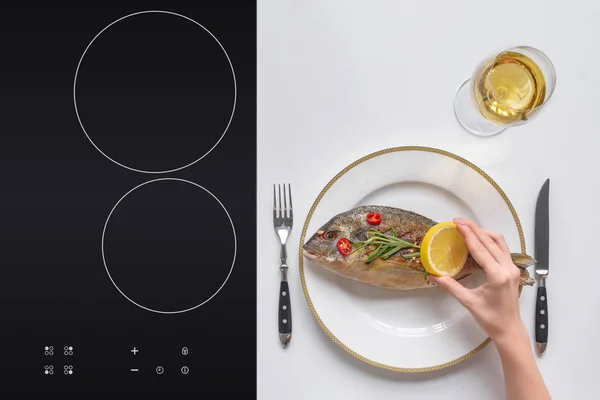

[302,210,365,270]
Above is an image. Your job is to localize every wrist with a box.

[491,320,529,351]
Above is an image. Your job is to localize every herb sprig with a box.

[351,228,420,263]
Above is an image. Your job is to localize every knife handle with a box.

[535,285,548,348]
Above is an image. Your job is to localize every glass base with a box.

[454,79,506,137]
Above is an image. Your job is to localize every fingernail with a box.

[454,218,465,225]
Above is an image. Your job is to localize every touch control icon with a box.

[156,366,164,374]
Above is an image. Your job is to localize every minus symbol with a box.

[130,368,139,372]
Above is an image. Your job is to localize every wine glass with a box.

[454,46,556,136]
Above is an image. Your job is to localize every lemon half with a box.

[420,222,468,277]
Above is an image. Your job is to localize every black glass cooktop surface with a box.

[0,4,256,394]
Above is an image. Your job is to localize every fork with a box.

[273,183,293,348]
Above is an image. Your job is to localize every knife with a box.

[534,178,550,355]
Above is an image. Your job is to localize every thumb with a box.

[428,275,473,306]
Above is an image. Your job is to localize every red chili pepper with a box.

[366,212,382,225]
[336,238,352,255]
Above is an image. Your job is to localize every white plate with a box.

[298,146,526,372]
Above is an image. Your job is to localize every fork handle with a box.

[280,246,287,265]
[278,265,292,348]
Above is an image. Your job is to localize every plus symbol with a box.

[131,347,139,355]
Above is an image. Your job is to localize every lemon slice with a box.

[420,222,468,277]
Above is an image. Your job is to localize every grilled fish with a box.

[302,205,535,290]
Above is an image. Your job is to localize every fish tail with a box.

[519,268,535,286]
[510,253,536,287]
[510,252,537,269]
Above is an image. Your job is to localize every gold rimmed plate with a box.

[298,146,525,372]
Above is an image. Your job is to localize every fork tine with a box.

[278,184,282,218]
[288,183,293,218]
[273,184,277,219]
[283,183,287,218]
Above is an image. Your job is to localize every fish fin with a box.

[510,253,537,269]
[519,268,535,286]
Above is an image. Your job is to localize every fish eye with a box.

[323,230,337,240]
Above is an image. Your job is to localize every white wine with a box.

[472,51,546,125]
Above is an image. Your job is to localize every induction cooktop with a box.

[0,5,256,394]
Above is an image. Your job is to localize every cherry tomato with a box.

[366,212,382,225]
[336,238,352,255]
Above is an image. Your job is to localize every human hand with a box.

[427,218,524,343]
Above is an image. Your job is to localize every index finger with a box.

[454,220,501,274]
[481,229,510,253]
[459,219,507,265]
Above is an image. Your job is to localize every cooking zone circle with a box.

[73,10,237,173]
[102,178,237,314]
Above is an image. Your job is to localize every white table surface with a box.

[257,1,600,398]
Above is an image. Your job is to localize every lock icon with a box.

[182,347,188,355]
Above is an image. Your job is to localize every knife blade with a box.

[534,178,550,355]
